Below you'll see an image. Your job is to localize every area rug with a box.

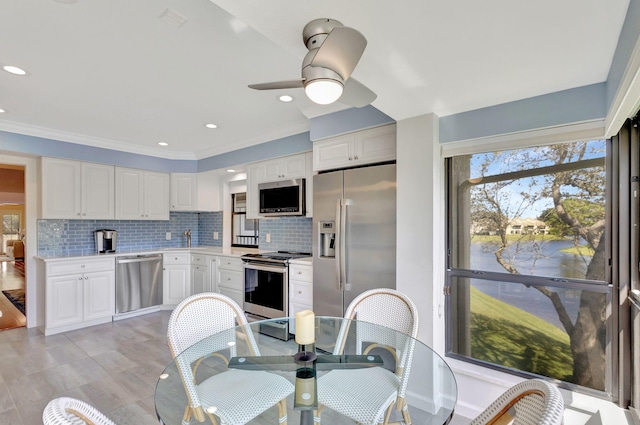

[2,289,25,315]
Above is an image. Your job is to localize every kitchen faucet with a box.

[184,229,191,248]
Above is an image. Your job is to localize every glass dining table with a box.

[155,316,458,425]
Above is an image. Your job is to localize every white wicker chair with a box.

[469,379,565,425]
[167,292,294,425]
[42,397,116,425]
[316,288,419,425]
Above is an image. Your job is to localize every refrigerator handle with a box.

[341,198,353,291]
[335,199,343,290]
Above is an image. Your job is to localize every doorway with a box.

[0,164,26,331]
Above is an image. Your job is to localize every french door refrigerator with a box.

[313,163,396,318]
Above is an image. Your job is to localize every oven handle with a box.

[243,262,288,273]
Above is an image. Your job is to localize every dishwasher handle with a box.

[116,255,163,264]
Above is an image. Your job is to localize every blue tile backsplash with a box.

[37,211,223,256]
[258,217,312,253]
[37,211,312,256]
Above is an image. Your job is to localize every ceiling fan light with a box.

[305,79,343,105]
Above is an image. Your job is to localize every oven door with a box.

[243,262,288,319]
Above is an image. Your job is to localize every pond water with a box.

[464,240,603,331]
[469,239,589,279]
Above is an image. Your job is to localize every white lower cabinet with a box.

[191,254,213,295]
[163,253,191,305]
[288,261,313,335]
[44,257,115,336]
[216,255,244,307]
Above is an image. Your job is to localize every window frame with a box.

[231,192,259,248]
[444,139,618,401]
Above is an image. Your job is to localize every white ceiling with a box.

[0,0,630,161]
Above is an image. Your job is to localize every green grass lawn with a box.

[469,286,574,382]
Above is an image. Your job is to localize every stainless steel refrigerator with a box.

[313,163,396,317]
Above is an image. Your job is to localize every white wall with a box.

[396,114,445,350]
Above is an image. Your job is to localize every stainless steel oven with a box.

[242,251,311,341]
[243,261,288,319]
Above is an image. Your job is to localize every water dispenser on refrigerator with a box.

[319,221,335,258]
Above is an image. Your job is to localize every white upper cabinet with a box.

[261,154,306,182]
[41,157,115,219]
[313,124,397,172]
[170,173,198,211]
[171,171,222,212]
[246,163,264,220]
[196,170,221,212]
[115,167,170,220]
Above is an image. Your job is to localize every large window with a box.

[446,140,614,396]
[2,212,21,254]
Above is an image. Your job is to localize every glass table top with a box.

[155,316,458,425]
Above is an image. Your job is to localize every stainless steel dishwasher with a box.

[115,254,163,315]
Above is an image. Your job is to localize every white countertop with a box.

[35,246,261,262]
[289,257,313,265]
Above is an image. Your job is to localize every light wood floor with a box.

[0,260,26,331]
[0,311,172,424]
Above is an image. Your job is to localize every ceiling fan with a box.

[248,18,376,107]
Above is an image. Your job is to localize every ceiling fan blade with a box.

[310,26,367,81]
[248,79,305,90]
[338,78,377,108]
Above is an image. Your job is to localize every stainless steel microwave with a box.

[258,178,305,216]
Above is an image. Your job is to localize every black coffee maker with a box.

[95,229,118,253]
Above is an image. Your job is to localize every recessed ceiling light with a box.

[0,109,5,113]
[205,123,218,129]
[3,65,28,76]
[226,169,236,173]
[279,95,294,102]
[158,142,169,146]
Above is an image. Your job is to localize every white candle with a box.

[295,309,315,345]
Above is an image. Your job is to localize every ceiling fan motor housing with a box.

[303,18,343,49]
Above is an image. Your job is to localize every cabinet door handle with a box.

[81,265,85,268]
[354,155,359,160]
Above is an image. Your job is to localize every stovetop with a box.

[241,251,311,264]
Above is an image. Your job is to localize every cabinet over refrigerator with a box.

[313,163,396,317]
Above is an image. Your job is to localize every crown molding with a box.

[0,120,199,160]
[0,119,311,162]
[192,120,310,159]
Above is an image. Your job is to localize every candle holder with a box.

[294,343,317,363]
[294,366,317,409]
